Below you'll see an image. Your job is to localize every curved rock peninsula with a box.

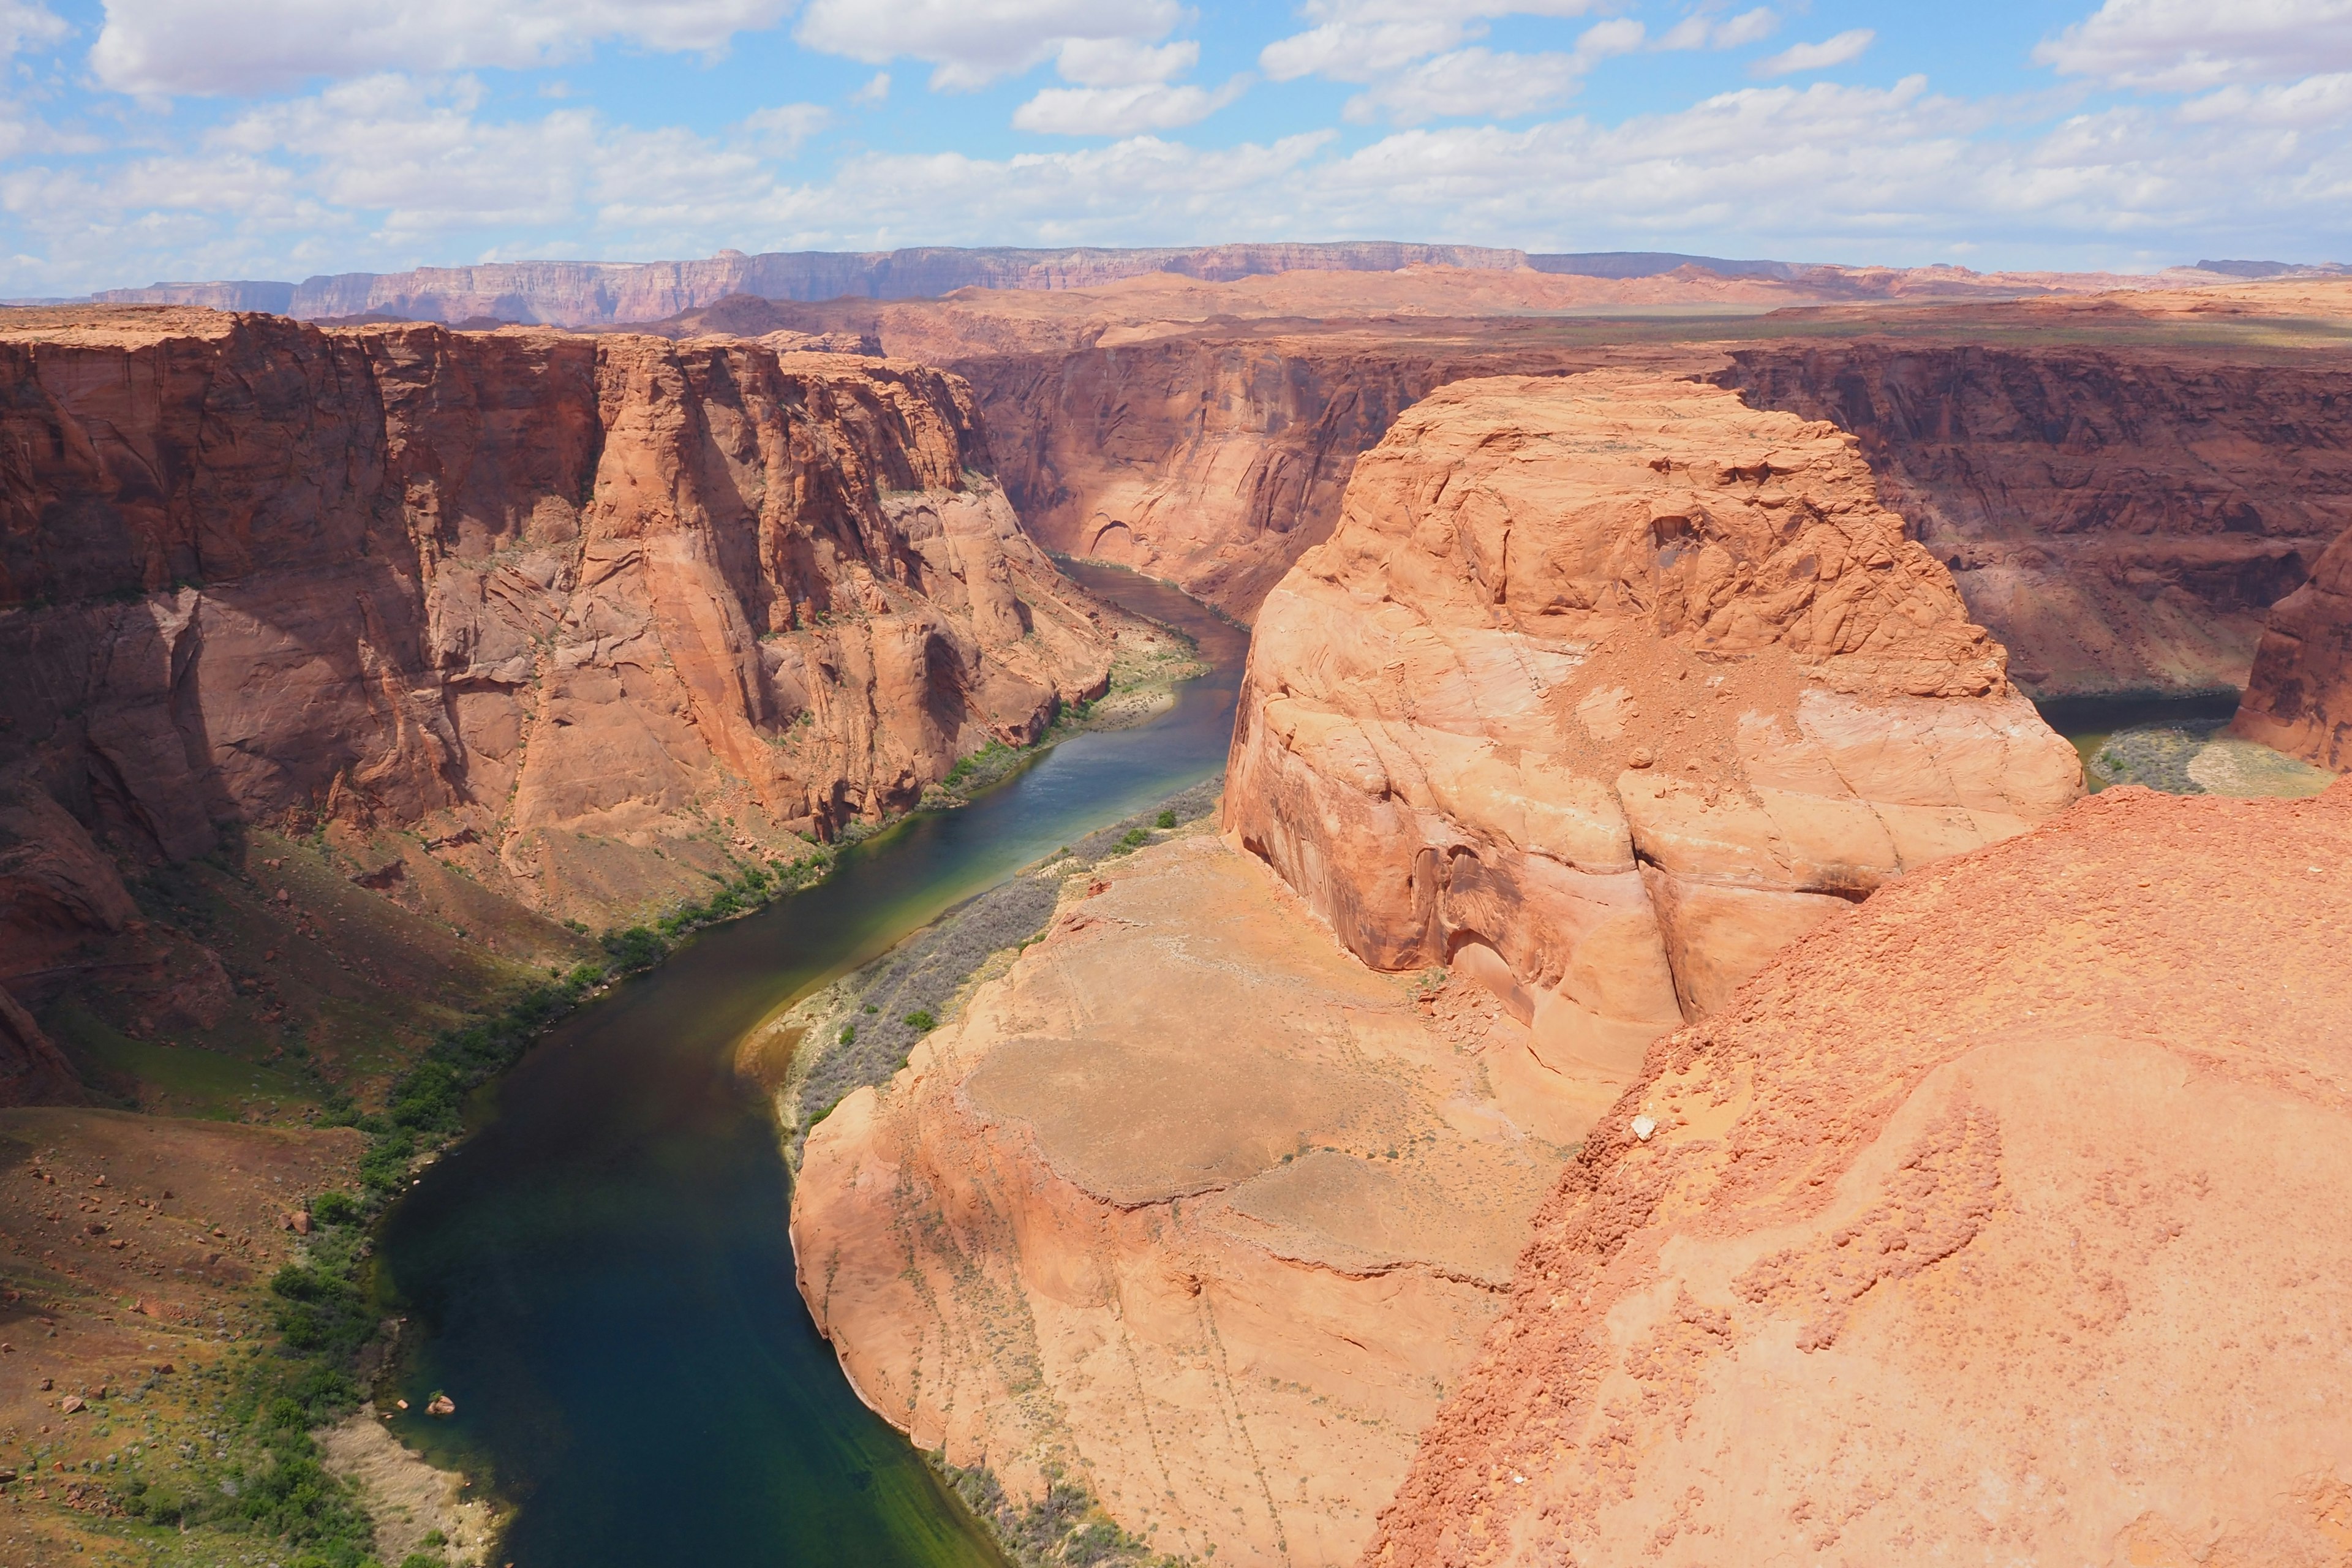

[1226,371,2082,1071]
[1366,776,2352,1567]
[796,829,1632,1568]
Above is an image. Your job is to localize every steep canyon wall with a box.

[0,307,1120,1097]
[1719,342,2352,698]
[957,336,1605,615]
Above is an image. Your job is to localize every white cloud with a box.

[1343,23,1643,125]
[2179,71,2352,127]
[1754,28,1874,77]
[851,72,891,106]
[1658,7,1778,51]
[794,0,1182,91]
[1013,79,1244,135]
[88,0,796,97]
[1,1,66,58]
[2036,0,2352,91]
[1057,37,1196,87]
[741,104,833,156]
[1259,0,1602,83]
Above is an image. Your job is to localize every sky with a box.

[1,0,2349,295]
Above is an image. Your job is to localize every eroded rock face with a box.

[1720,342,2352,698]
[797,832,1624,1568]
[959,337,1599,616]
[2233,526,2352,768]
[1226,371,2082,1073]
[1365,777,2352,1568]
[0,307,1115,1040]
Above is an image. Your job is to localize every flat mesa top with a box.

[0,304,247,347]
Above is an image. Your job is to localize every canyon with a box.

[2,260,2350,1568]
[0,305,1126,1104]
[794,368,2086,1567]
[725,274,2352,710]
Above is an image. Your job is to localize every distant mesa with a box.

[2196,258,2352,279]
[83,242,1820,329]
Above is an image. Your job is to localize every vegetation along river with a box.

[370,562,1249,1566]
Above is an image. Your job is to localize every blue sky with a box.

[2,1,2349,295]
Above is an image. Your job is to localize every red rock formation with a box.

[1719,340,2352,698]
[799,832,1638,1568]
[0,307,1118,1071]
[2232,525,2352,767]
[1363,777,2352,1568]
[1226,371,2081,1071]
[962,336,1604,614]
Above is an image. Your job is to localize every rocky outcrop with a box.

[2233,525,2352,768]
[1720,341,2352,698]
[961,337,1604,614]
[1365,776,2352,1567]
[1226,371,2082,1076]
[0,307,1118,1065]
[797,829,1629,1568]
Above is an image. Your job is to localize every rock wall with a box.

[797,830,1631,1568]
[1365,776,2352,1567]
[2233,524,2352,767]
[1719,342,2352,698]
[0,307,1117,1074]
[956,337,1600,617]
[1226,371,2082,1074]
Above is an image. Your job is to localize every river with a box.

[371,563,1249,1567]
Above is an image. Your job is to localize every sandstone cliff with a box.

[2232,524,2352,767]
[0,306,1120,1096]
[1720,339,2352,698]
[1226,371,2081,1076]
[1365,776,2352,1568]
[797,827,1636,1568]
[962,335,1605,614]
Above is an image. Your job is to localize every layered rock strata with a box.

[1721,340,2352,698]
[1367,776,2352,1567]
[796,829,1626,1568]
[1226,371,2082,1075]
[2232,524,2352,768]
[956,336,1601,614]
[0,307,1119,1087]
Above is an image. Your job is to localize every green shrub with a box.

[310,1191,361,1227]
[903,1010,937,1033]
[1155,809,1176,829]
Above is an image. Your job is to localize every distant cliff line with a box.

[86,241,1810,326]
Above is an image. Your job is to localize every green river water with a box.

[369,564,1248,1567]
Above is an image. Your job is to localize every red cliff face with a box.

[0,308,1116,1082]
[960,336,1601,615]
[2233,526,2352,767]
[1718,342,2352,698]
[1226,371,2081,1091]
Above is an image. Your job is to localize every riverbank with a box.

[338,560,1246,1568]
[747,775,1226,1170]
